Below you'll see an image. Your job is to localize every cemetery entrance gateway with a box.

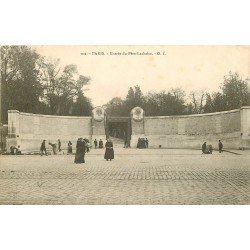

[105,117,131,146]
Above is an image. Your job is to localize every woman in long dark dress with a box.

[68,141,73,154]
[104,139,114,161]
[74,138,86,163]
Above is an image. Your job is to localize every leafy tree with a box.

[105,86,187,117]
[204,92,226,113]
[72,92,93,116]
[144,90,186,116]
[0,46,93,122]
[143,92,160,115]
[220,72,249,109]
[38,58,92,115]
[203,72,249,113]
[105,97,127,117]
[1,46,43,123]
[124,85,145,113]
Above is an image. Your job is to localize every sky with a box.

[34,46,250,107]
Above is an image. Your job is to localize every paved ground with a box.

[0,149,249,204]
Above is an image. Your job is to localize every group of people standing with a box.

[9,145,22,155]
[41,139,62,156]
[74,138,114,164]
[202,140,223,154]
[40,138,114,163]
[137,138,149,149]
[93,139,104,149]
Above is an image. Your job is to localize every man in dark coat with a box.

[74,138,86,163]
[218,140,223,153]
[145,138,149,148]
[104,139,114,161]
[137,138,141,148]
[99,139,104,148]
[202,142,206,154]
[94,139,98,149]
[58,139,61,152]
[40,140,48,156]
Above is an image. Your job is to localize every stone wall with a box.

[6,106,250,151]
[7,111,92,152]
[143,108,250,150]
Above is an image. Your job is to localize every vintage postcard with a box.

[0,45,249,204]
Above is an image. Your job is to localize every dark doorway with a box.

[106,117,131,147]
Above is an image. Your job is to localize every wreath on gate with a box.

[93,107,105,122]
[132,107,144,122]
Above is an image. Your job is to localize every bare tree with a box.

[189,90,206,114]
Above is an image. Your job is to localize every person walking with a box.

[40,140,48,156]
[84,138,90,153]
[74,138,86,164]
[218,140,223,153]
[94,139,98,149]
[67,141,73,154]
[145,138,149,148]
[58,139,61,152]
[104,138,114,161]
[202,142,206,154]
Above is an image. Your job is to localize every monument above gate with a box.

[92,106,105,122]
[130,107,144,122]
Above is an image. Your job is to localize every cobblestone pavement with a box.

[0,149,249,204]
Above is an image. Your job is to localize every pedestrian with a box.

[67,141,73,154]
[94,139,98,149]
[202,142,206,154]
[84,138,90,153]
[104,138,114,161]
[58,139,61,152]
[49,142,58,155]
[16,145,22,155]
[218,140,223,153]
[137,138,141,148]
[124,137,127,148]
[99,139,103,149]
[74,138,86,164]
[207,144,213,154]
[145,138,149,148]
[10,146,15,155]
[40,140,48,156]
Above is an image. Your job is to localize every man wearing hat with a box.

[40,140,48,156]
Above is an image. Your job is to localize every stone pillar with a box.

[240,106,250,148]
[91,106,106,144]
[6,110,21,151]
[130,107,145,148]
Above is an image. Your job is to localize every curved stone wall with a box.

[143,110,241,149]
[7,111,92,152]
[131,107,250,150]
[6,106,250,152]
